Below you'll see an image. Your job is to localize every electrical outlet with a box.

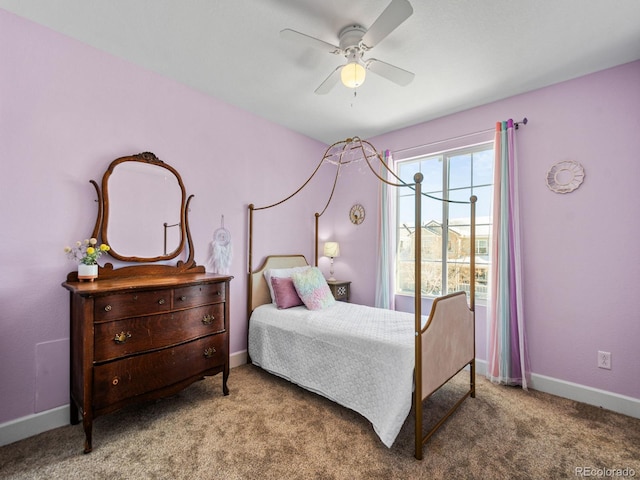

[598,351,611,370]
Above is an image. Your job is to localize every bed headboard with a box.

[248,254,308,313]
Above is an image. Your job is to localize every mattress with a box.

[248,301,420,447]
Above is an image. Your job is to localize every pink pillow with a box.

[270,276,304,309]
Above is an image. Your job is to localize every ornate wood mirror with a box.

[102,152,186,261]
[85,151,201,278]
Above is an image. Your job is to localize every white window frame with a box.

[395,142,494,303]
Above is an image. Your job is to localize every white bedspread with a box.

[248,302,419,447]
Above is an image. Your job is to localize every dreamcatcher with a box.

[207,215,232,274]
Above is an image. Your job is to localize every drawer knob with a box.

[113,331,132,344]
[158,298,166,305]
[202,314,215,325]
[179,295,187,301]
[104,305,112,312]
[112,377,119,386]
[203,347,216,358]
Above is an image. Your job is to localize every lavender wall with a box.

[0,10,330,425]
[2,7,638,433]
[326,61,640,400]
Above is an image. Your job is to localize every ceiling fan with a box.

[280,0,415,94]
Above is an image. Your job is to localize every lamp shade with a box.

[340,62,366,88]
[323,242,340,258]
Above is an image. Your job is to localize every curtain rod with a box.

[390,117,528,156]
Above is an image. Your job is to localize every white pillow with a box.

[264,266,310,304]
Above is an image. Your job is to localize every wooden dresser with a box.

[62,272,232,453]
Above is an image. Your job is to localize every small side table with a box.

[327,280,351,303]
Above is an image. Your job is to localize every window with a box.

[476,239,488,255]
[395,143,493,302]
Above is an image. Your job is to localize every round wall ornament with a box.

[545,160,585,194]
[349,204,365,225]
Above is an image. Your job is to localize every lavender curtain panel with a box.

[375,150,396,309]
[487,119,528,388]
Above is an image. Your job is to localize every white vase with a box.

[78,263,98,282]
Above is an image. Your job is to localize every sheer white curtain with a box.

[375,150,396,309]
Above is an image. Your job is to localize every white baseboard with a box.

[0,353,249,448]
[0,405,70,448]
[230,350,247,368]
[3,356,636,448]
[474,359,640,419]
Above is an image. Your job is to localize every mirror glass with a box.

[102,157,185,261]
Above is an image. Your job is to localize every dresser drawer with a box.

[93,334,227,410]
[174,282,225,308]
[94,304,225,362]
[94,290,171,322]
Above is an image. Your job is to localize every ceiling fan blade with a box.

[314,66,343,95]
[280,29,341,54]
[367,58,415,86]
[361,0,413,49]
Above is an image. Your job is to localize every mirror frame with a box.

[100,152,187,262]
[83,152,202,279]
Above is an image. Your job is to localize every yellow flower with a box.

[65,238,110,265]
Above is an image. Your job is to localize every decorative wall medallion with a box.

[349,204,365,225]
[545,160,585,194]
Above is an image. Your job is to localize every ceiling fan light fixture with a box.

[281,1,415,94]
[341,61,366,88]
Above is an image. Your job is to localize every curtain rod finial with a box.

[515,117,528,129]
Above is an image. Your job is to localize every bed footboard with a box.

[415,291,475,459]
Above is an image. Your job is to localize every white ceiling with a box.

[2,0,640,143]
